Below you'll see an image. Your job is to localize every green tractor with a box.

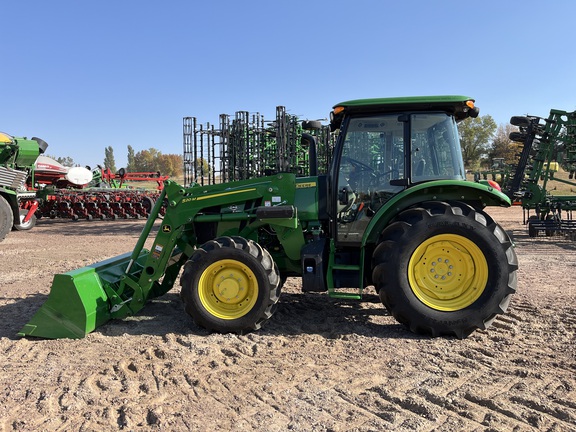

[20,96,518,340]
[0,132,48,241]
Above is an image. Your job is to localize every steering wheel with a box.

[378,168,400,179]
[341,156,375,188]
[342,156,401,188]
[341,156,374,174]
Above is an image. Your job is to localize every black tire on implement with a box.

[527,215,539,237]
[13,209,37,231]
[0,195,13,241]
[180,236,280,334]
[508,131,527,143]
[510,116,530,127]
[141,196,155,216]
[372,201,518,338]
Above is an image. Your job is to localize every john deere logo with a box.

[162,225,172,233]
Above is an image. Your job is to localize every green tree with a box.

[57,156,75,167]
[133,148,162,172]
[126,145,135,172]
[131,148,183,177]
[157,154,183,177]
[458,115,497,169]
[488,124,522,166]
[104,146,117,172]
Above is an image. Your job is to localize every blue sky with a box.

[3,1,576,169]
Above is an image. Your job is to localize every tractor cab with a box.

[327,96,478,246]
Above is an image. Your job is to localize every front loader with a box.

[20,96,518,339]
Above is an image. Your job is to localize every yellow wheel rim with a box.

[408,234,488,311]
[198,259,258,320]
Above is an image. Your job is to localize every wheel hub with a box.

[199,259,257,319]
[214,271,247,304]
[412,240,475,300]
[409,234,488,311]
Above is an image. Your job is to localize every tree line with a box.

[50,146,184,178]
[458,115,521,170]
[104,145,183,177]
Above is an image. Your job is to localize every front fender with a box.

[363,180,511,246]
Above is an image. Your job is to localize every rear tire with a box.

[180,236,280,334]
[0,196,13,241]
[372,201,518,338]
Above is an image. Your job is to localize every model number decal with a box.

[296,182,316,188]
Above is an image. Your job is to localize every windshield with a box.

[410,113,465,182]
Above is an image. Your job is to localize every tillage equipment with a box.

[505,110,576,237]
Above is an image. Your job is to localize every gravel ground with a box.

[0,205,575,431]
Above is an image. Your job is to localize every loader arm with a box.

[122,176,301,313]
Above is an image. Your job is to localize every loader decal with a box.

[195,188,257,201]
[296,182,316,189]
[153,244,163,259]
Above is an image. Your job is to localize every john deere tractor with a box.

[0,132,48,241]
[20,96,518,340]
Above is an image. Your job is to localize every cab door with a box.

[332,114,406,245]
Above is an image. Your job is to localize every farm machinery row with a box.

[0,130,168,242]
[32,161,168,222]
[494,109,576,238]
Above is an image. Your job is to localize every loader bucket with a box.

[19,250,149,339]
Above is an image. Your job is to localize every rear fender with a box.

[363,180,511,246]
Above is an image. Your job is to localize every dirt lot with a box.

[0,206,575,431]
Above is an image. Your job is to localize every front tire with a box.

[372,201,518,338]
[180,236,280,334]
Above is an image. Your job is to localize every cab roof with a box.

[333,95,476,121]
